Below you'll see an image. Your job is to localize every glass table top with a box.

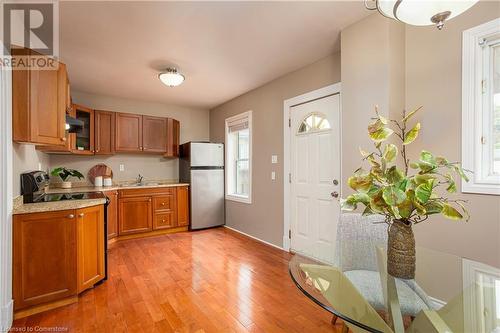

[289,245,500,333]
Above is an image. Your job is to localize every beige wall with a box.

[405,1,500,269]
[50,91,210,185]
[210,53,341,247]
[341,14,406,196]
[12,144,50,197]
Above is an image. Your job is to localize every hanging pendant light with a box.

[366,0,479,30]
[159,68,185,87]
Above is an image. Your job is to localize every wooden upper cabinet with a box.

[177,186,190,227]
[143,116,167,153]
[72,104,95,155]
[36,72,74,153]
[76,205,105,293]
[13,210,77,311]
[95,110,115,155]
[165,118,180,158]
[12,48,66,145]
[115,113,143,152]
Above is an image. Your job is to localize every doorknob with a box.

[333,179,339,185]
[331,191,339,198]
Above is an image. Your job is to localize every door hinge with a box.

[482,79,486,94]
[481,136,486,145]
[288,118,291,127]
[289,173,291,183]
[288,229,291,239]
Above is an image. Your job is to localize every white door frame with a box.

[283,83,342,251]
[0,65,14,330]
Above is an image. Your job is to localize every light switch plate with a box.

[119,164,125,172]
[271,171,276,180]
[271,155,278,164]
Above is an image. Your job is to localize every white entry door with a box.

[290,94,341,264]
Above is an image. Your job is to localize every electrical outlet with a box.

[119,164,125,172]
[271,155,278,164]
[271,171,276,180]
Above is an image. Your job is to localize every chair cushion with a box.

[344,270,430,317]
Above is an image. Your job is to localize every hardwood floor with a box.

[11,227,343,332]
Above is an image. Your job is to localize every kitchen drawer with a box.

[153,195,174,211]
[153,212,175,230]
[119,187,174,198]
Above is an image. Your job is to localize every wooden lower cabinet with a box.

[104,190,118,239]
[77,205,105,293]
[116,186,189,236]
[13,210,77,311]
[177,186,190,227]
[13,205,105,314]
[118,196,152,235]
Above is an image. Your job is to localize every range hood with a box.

[65,115,83,133]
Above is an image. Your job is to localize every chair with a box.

[333,213,435,320]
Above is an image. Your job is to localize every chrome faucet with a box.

[136,174,144,184]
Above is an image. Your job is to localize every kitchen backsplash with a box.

[49,154,179,186]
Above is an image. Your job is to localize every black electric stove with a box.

[28,191,106,203]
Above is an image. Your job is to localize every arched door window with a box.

[297,112,331,134]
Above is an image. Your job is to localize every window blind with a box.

[227,118,249,133]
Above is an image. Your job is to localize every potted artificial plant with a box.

[50,167,85,189]
[341,106,469,279]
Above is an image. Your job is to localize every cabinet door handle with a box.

[96,150,99,153]
[161,202,165,206]
[78,213,84,217]
[162,219,165,223]
[67,214,75,219]
[61,137,67,142]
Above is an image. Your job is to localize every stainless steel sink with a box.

[119,182,159,187]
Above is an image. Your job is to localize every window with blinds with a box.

[225,111,252,203]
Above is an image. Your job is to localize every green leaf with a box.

[369,190,387,213]
[382,186,406,206]
[415,179,434,203]
[423,201,443,215]
[340,198,357,211]
[453,165,470,182]
[403,123,420,145]
[397,198,413,219]
[420,151,436,165]
[362,206,375,216]
[369,127,394,143]
[442,204,463,220]
[435,156,449,166]
[359,147,371,158]
[388,205,402,219]
[410,162,420,169]
[402,106,422,123]
[383,144,398,163]
[347,171,373,193]
[386,166,404,184]
[414,174,436,185]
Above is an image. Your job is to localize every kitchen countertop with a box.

[13,182,189,215]
[13,196,107,215]
[45,182,189,194]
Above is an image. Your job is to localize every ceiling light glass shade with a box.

[375,0,479,29]
[159,68,185,87]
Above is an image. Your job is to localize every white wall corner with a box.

[0,300,13,331]
[0,62,14,331]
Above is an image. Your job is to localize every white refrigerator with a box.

[179,142,225,230]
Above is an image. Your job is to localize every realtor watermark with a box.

[0,0,59,70]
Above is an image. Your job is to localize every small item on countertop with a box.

[88,163,113,184]
[50,167,85,189]
[94,176,103,187]
[103,177,113,187]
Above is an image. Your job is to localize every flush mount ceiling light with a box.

[159,68,185,87]
[365,0,479,30]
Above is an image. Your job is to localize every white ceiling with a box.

[60,1,370,109]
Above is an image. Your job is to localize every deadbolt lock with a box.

[333,179,339,185]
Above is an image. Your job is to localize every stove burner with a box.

[26,192,106,203]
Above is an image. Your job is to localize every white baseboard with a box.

[223,226,285,251]
[0,299,13,331]
[429,296,446,310]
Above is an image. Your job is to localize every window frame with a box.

[462,18,500,195]
[225,111,253,204]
